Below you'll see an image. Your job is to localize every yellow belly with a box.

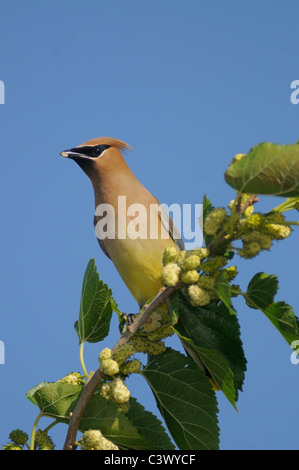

[106,237,176,307]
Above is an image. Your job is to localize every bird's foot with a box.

[120,313,138,331]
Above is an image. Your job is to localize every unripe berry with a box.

[188,285,211,307]
[195,247,210,259]
[35,430,54,450]
[101,359,119,376]
[81,430,119,450]
[201,256,228,274]
[238,242,261,258]
[204,208,227,235]
[181,270,200,285]
[9,430,28,446]
[99,347,112,363]
[121,359,142,375]
[161,262,181,286]
[111,378,131,404]
[143,311,162,332]
[112,344,136,365]
[163,246,179,265]
[262,223,292,240]
[182,255,201,271]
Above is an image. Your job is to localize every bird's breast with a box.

[94,195,179,307]
[104,236,175,307]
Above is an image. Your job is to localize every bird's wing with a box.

[154,197,185,251]
[93,215,111,259]
[93,198,185,259]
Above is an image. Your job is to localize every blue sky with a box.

[1,0,299,450]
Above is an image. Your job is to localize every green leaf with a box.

[29,382,82,423]
[75,258,114,344]
[166,291,180,325]
[225,141,299,197]
[126,397,175,450]
[246,272,279,310]
[202,195,215,246]
[178,334,237,409]
[172,293,246,402]
[28,382,156,450]
[245,273,299,346]
[214,270,236,316]
[263,302,299,345]
[26,382,48,406]
[141,348,219,450]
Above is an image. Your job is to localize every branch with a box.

[63,282,182,450]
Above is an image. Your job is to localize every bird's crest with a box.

[80,137,132,153]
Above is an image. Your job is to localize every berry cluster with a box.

[161,194,292,309]
[78,429,119,450]
[2,430,29,450]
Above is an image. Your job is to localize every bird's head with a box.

[60,137,132,177]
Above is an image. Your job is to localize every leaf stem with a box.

[43,419,59,434]
[270,198,299,213]
[29,412,43,450]
[79,341,89,379]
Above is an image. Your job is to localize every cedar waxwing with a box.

[61,137,218,389]
[61,137,184,306]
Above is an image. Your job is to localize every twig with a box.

[63,283,182,450]
[236,194,259,214]
[209,194,259,254]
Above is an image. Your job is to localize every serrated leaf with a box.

[76,258,114,344]
[245,273,299,346]
[126,397,175,450]
[246,272,278,310]
[257,302,299,346]
[172,293,246,402]
[26,382,48,406]
[79,391,155,450]
[29,382,156,450]
[141,348,219,450]
[214,270,236,316]
[178,334,237,409]
[225,141,299,197]
[28,382,83,423]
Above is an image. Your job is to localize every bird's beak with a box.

[60,149,86,159]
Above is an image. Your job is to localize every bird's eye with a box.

[93,147,103,157]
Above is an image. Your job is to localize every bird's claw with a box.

[121,313,138,327]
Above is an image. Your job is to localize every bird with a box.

[61,137,184,306]
[61,137,218,389]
